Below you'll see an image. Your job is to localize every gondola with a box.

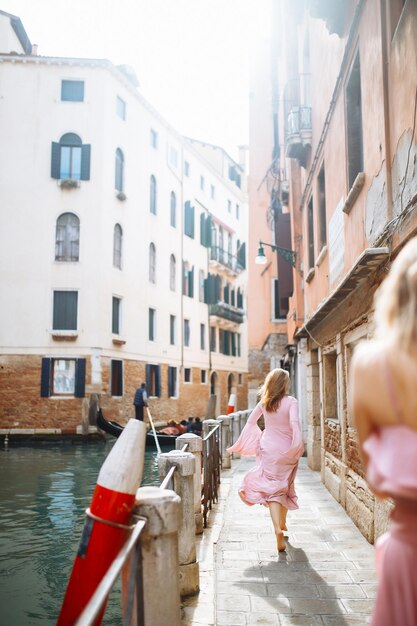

[96,409,178,447]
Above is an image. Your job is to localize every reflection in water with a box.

[0,442,159,626]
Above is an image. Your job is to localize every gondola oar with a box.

[146,406,162,454]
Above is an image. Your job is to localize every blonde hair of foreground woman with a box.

[259,368,290,412]
[374,237,417,353]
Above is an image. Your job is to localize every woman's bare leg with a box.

[268,502,286,551]
[280,506,288,532]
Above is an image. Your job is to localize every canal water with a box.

[0,441,160,626]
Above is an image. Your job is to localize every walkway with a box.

[182,457,377,626]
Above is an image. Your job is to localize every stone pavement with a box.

[182,457,377,626]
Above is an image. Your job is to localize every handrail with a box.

[201,423,222,527]
[75,519,146,626]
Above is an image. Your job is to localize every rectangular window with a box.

[184,201,195,238]
[200,175,205,191]
[184,161,190,176]
[170,315,176,345]
[210,327,216,352]
[184,367,192,383]
[236,204,240,219]
[111,360,123,396]
[52,359,76,395]
[61,80,84,102]
[227,199,232,213]
[146,364,161,397]
[210,184,215,199]
[60,146,82,180]
[238,373,243,385]
[53,291,78,330]
[201,370,207,384]
[323,352,338,421]
[112,297,121,334]
[200,323,205,350]
[150,128,158,149]
[307,196,315,269]
[168,366,177,397]
[116,95,126,120]
[318,164,327,249]
[149,308,156,341]
[184,319,190,347]
[170,146,178,167]
[346,52,363,190]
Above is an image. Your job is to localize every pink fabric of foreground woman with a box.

[227,396,304,508]
[364,425,417,626]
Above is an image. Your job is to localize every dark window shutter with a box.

[237,288,243,309]
[80,144,91,180]
[224,284,229,304]
[74,358,86,397]
[231,333,236,357]
[117,361,123,396]
[190,205,195,238]
[237,242,246,269]
[205,215,212,248]
[200,213,206,245]
[168,366,173,397]
[40,358,51,397]
[155,366,161,397]
[231,289,235,306]
[188,266,194,298]
[51,142,61,179]
[146,364,151,395]
[214,275,221,302]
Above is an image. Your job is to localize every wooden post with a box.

[158,451,199,597]
[176,433,203,534]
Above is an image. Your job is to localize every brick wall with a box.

[0,354,248,433]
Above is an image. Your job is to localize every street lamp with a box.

[255,240,296,268]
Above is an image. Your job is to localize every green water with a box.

[0,442,160,626]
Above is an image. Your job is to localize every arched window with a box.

[149,243,156,283]
[150,175,157,214]
[59,133,82,180]
[170,254,176,291]
[113,224,123,269]
[227,373,235,397]
[115,148,124,192]
[170,191,176,227]
[55,213,80,261]
[199,270,205,302]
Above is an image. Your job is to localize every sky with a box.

[3,0,272,158]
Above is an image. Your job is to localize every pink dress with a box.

[364,365,417,626]
[227,396,304,508]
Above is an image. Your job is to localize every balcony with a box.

[209,246,244,275]
[209,302,244,325]
[286,106,312,167]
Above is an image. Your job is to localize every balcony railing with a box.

[286,106,312,166]
[209,302,244,324]
[210,246,244,274]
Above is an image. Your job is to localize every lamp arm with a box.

[259,240,296,268]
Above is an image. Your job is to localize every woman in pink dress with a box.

[227,368,304,552]
[351,238,417,626]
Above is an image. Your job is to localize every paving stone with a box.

[217,610,247,625]
[361,584,378,598]
[341,598,376,613]
[217,581,268,596]
[247,612,280,625]
[316,584,366,599]
[267,583,320,598]
[217,594,251,612]
[303,571,352,584]
[346,570,377,584]
[289,598,346,615]
[250,596,292,614]
[322,616,371,625]
[279,616,324,626]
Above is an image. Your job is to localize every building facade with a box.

[0,11,248,435]
[266,0,417,542]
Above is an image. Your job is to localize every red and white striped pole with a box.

[227,393,236,414]
[57,418,146,626]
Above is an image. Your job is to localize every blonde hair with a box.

[374,237,417,352]
[259,368,290,412]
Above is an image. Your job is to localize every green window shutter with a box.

[188,266,194,298]
[80,144,91,180]
[40,358,51,397]
[200,213,206,245]
[205,215,212,248]
[155,365,161,397]
[214,275,221,302]
[146,364,151,394]
[190,205,195,238]
[74,358,86,397]
[51,142,61,179]
[237,242,246,269]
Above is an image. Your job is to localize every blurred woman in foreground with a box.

[351,237,417,626]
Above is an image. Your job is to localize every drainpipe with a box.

[380,0,393,223]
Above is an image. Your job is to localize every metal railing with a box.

[210,246,244,273]
[70,414,247,625]
[202,423,222,527]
